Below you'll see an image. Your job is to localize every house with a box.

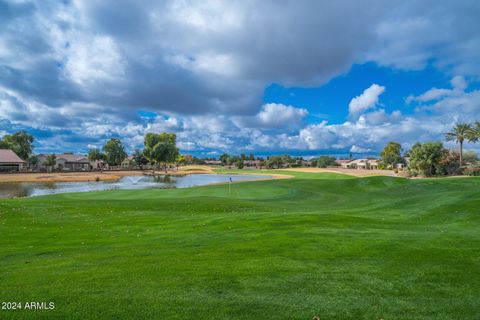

[205,160,222,165]
[368,159,379,170]
[336,159,352,168]
[350,159,368,169]
[301,159,312,167]
[396,157,410,170]
[184,154,193,164]
[0,149,25,172]
[121,156,134,168]
[244,160,261,167]
[38,153,91,171]
[90,159,106,170]
[341,159,379,170]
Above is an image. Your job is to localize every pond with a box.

[0,174,271,198]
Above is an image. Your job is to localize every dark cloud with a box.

[0,0,479,153]
[2,0,479,116]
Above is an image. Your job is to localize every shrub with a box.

[438,150,462,176]
[236,159,244,169]
[407,142,444,177]
[464,164,480,176]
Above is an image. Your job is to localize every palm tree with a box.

[444,123,472,166]
[467,121,480,143]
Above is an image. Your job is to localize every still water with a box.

[0,174,270,198]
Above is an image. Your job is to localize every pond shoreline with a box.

[0,173,278,198]
[0,166,216,184]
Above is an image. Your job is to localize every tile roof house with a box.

[244,160,261,167]
[336,159,352,167]
[38,154,91,171]
[0,149,25,172]
[339,159,380,170]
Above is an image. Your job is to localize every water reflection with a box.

[0,174,269,198]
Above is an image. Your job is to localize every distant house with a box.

[340,159,379,170]
[301,159,312,167]
[350,159,368,169]
[121,156,134,168]
[368,159,379,170]
[336,159,352,168]
[38,153,90,171]
[184,154,193,163]
[244,160,261,167]
[396,157,410,170]
[0,149,25,172]
[90,159,105,170]
[205,160,222,166]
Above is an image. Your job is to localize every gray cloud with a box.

[0,0,479,154]
[2,0,478,116]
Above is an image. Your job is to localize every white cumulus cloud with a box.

[256,103,308,129]
[348,84,386,119]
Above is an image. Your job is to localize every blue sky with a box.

[265,63,454,123]
[1,1,480,158]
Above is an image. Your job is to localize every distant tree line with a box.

[219,153,260,169]
[311,156,338,168]
[88,133,179,172]
[1,121,479,177]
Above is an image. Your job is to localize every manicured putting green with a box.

[1,170,479,319]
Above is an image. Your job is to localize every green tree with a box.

[220,153,230,166]
[248,153,254,161]
[227,156,239,166]
[258,160,265,169]
[133,149,148,168]
[236,159,244,169]
[102,138,127,166]
[316,156,337,168]
[143,133,179,172]
[445,123,471,166]
[467,121,480,142]
[380,141,404,169]
[0,131,34,160]
[27,154,39,167]
[266,155,283,169]
[44,154,57,171]
[88,148,106,162]
[176,155,186,166]
[408,142,445,177]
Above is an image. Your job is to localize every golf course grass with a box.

[1,170,479,319]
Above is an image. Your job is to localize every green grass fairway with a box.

[1,171,479,319]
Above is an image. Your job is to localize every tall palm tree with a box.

[444,123,472,166]
[467,121,480,143]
